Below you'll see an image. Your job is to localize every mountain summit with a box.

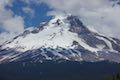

[0,15,120,63]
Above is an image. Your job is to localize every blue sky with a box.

[0,0,120,45]
[7,0,52,28]
[0,0,55,44]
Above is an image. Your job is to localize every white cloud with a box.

[13,0,120,39]
[0,0,13,24]
[1,0,120,45]
[21,0,42,4]
[22,7,35,17]
[39,0,112,13]
[0,32,16,45]
[0,0,25,45]
[3,16,24,33]
[39,0,120,38]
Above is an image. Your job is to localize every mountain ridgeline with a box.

[0,15,120,63]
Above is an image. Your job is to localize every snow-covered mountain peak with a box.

[1,15,96,52]
[1,15,120,63]
[50,15,66,23]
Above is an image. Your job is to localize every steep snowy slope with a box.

[0,15,120,63]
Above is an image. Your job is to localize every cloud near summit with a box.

[39,0,120,38]
[0,0,120,45]
[0,0,25,45]
[22,0,120,38]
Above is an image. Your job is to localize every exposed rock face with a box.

[67,16,90,34]
[31,28,40,34]
[0,15,120,63]
[79,34,109,49]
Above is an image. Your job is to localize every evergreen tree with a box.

[116,73,120,80]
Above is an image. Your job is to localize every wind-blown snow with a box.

[96,36,117,52]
